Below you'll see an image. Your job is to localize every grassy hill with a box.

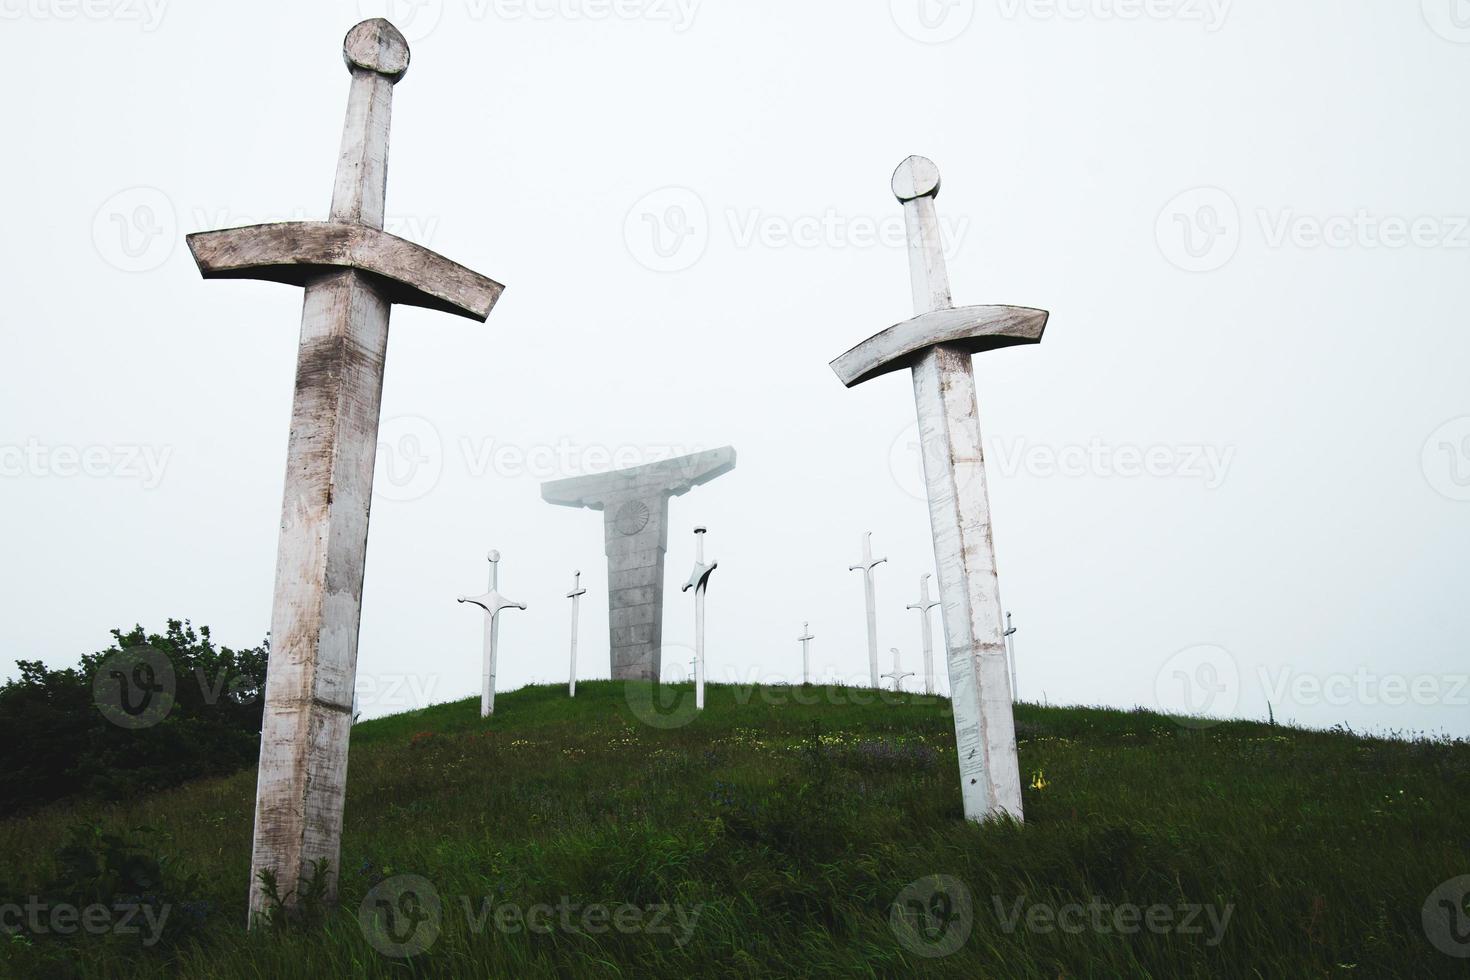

[1,681,1466,977]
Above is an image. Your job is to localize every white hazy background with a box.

[2,0,1468,736]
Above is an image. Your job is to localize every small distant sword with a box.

[1004,611,1018,702]
[458,550,526,717]
[848,531,888,688]
[566,571,588,698]
[907,573,941,695]
[882,647,915,693]
[797,622,815,686]
[682,526,717,711]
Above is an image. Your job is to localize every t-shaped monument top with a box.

[829,156,1047,388]
[541,447,737,510]
[540,447,736,682]
[185,19,504,323]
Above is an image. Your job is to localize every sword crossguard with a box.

[848,530,888,574]
[684,526,718,593]
[459,592,527,617]
[907,572,941,613]
[460,550,526,617]
[882,648,916,689]
[567,570,588,600]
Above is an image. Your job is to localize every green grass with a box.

[1,681,1467,977]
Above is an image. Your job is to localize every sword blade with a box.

[911,342,1024,823]
[251,269,391,916]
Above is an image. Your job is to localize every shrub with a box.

[0,621,267,816]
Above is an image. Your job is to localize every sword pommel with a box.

[892,155,942,203]
[344,19,410,81]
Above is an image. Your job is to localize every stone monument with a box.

[540,448,735,682]
[186,19,507,920]
[828,155,1048,823]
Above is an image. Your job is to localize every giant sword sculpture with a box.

[829,155,1047,823]
[186,20,506,921]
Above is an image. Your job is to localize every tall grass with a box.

[1,681,1465,977]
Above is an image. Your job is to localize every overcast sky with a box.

[3,0,1467,736]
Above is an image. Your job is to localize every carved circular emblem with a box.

[614,500,651,536]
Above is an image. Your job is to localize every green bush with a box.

[0,621,267,816]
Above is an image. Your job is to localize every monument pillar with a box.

[542,447,736,682]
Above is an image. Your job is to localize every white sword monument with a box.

[907,573,941,696]
[566,571,587,697]
[186,19,506,921]
[848,531,887,688]
[1004,611,1019,701]
[458,550,526,718]
[829,155,1048,823]
[882,648,916,693]
[797,622,814,686]
[682,526,717,711]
